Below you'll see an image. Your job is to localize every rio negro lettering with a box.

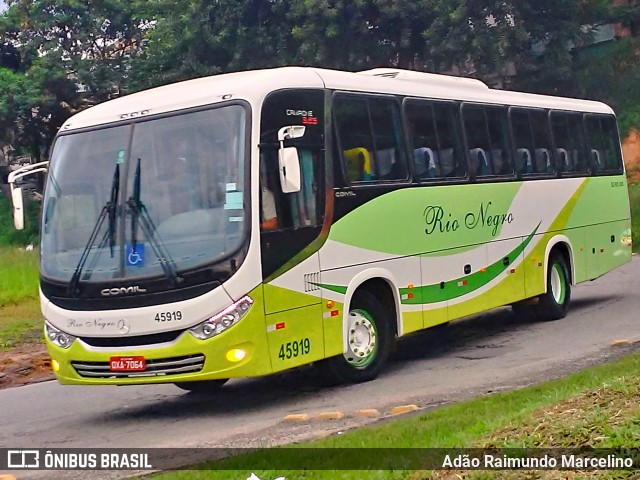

[424,201,513,237]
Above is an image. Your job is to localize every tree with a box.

[130,0,295,88]
[0,0,150,160]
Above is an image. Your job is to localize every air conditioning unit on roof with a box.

[358,68,489,90]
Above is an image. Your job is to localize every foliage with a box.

[0,0,151,160]
[0,0,639,156]
[574,37,640,138]
[0,194,39,246]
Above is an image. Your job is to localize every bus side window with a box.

[586,115,622,173]
[510,110,534,174]
[510,108,553,176]
[432,103,466,177]
[530,110,554,174]
[334,95,408,184]
[334,96,375,183]
[369,98,408,181]
[406,100,466,180]
[463,105,494,177]
[551,112,588,175]
[260,148,321,231]
[405,101,441,180]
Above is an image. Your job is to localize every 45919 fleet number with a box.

[155,311,182,322]
[278,338,311,360]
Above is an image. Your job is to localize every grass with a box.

[0,246,39,307]
[143,352,640,480]
[0,245,41,349]
[0,301,42,349]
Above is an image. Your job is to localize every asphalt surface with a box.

[1,256,639,479]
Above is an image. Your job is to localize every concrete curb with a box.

[282,404,422,423]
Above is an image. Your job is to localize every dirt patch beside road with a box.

[0,343,54,389]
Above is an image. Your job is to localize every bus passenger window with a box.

[405,100,465,180]
[369,98,407,181]
[551,112,588,174]
[510,108,553,176]
[585,115,622,173]
[463,106,493,177]
[463,104,512,178]
[334,95,407,183]
[530,110,553,174]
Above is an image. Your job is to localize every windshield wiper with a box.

[127,158,182,286]
[68,164,120,296]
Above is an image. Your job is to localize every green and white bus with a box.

[17,67,632,389]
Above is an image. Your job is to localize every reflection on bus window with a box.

[334,95,407,183]
[463,105,513,178]
[405,100,466,180]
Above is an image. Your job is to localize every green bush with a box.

[0,194,40,247]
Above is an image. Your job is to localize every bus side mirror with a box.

[12,186,24,230]
[277,126,305,194]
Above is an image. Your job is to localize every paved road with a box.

[1,257,639,478]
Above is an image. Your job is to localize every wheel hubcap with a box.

[344,310,377,367]
[550,264,565,304]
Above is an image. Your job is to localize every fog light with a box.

[52,359,60,372]
[226,348,246,362]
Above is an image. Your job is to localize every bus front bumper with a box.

[46,313,273,386]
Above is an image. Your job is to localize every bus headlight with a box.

[45,321,76,349]
[189,295,254,340]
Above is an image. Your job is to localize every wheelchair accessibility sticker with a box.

[126,243,145,267]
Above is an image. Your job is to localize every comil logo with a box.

[8,450,40,468]
[101,286,147,297]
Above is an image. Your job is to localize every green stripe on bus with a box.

[315,223,539,305]
[400,223,539,305]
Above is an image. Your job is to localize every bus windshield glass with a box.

[40,105,247,284]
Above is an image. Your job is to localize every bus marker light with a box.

[52,359,60,372]
[408,284,414,289]
[226,349,246,362]
[326,300,335,309]
[331,310,340,317]
[458,280,468,287]
[267,322,286,332]
[510,269,516,274]
[538,262,543,267]
[481,268,486,273]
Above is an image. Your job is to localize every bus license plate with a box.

[110,356,146,372]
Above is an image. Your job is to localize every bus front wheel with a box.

[537,253,571,320]
[174,379,228,393]
[319,290,394,385]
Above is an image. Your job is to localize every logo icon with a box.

[246,474,287,480]
[8,450,40,468]
[126,243,145,267]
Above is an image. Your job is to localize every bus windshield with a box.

[41,105,247,285]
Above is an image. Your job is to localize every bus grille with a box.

[71,354,205,378]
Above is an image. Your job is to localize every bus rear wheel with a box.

[318,290,394,385]
[174,379,228,393]
[537,253,571,320]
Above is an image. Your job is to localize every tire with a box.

[174,379,228,393]
[537,253,571,320]
[318,290,395,384]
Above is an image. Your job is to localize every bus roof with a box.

[60,66,613,131]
